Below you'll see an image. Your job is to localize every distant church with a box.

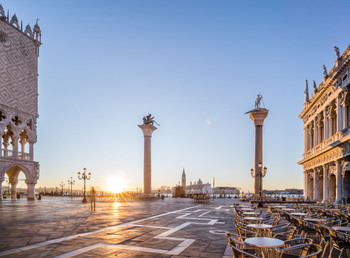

[180,169,212,195]
[0,4,42,200]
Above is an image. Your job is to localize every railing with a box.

[0,149,30,160]
[303,131,343,159]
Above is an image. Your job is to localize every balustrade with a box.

[0,149,30,160]
[303,131,342,159]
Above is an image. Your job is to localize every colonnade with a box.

[304,93,347,153]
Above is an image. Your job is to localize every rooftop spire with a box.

[304,79,309,103]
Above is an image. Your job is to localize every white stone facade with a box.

[0,5,41,200]
[299,45,350,203]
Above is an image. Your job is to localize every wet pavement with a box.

[0,197,235,257]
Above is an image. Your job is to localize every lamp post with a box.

[59,182,65,196]
[77,168,91,203]
[250,162,267,206]
[68,177,75,197]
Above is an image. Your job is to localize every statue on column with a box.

[142,113,160,126]
[313,80,317,94]
[255,94,262,109]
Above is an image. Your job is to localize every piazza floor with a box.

[0,196,235,257]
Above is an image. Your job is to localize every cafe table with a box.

[275,205,287,209]
[332,226,350,233]
[244,237,284,258]
[304,218,327,223]
[247,224,273,237]
[281,208,294,212]
[243,212,260,216]
[243,217,264,223]
[290,212,308,217]
[240,208,254,211]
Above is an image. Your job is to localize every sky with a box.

[4,0,350,193]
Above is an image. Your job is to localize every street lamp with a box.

[250,162,267,205]
[68,177,75,197]
[59,182,65,196]
[77,168,91,203]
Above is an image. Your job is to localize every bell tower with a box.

[0,4,42,200]
[182,168,186,188]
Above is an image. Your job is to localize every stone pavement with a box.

[0,197,236,257]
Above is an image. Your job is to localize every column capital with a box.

[138,124,157,137]
[248,109,269,126]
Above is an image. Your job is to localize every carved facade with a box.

[0,4,42,200]
[299,45,350,203]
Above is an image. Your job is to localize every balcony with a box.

[303,131,343,159]
[0,149,30,160]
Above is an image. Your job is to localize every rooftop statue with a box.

[323,65,328,77]
[255,94,262,109]
[313,80,317,93]
[334,46,341,59]
[143,113,160,126]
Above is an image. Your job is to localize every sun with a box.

[106,177,126,193]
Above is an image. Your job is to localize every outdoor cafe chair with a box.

[328,227,350,258]
[235,223,257,238]
[278,243,322,258]
[228,242,262,258]
[226,233,257,255]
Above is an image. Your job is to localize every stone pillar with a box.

[138,124,157,195]
[12,135,19,158]
[336,159,342,203]
[314,169,318,201]
[304,127,307,152]
[248,109,268,197]
[29,142,34,161]
[10,180,17,200]
[323,165,329,203]
[324,109,328,140]
[303,171,307,200]
[26,182,36,200]
[337,98,341,132]
[0,180,2,200]
[0,133,2,157]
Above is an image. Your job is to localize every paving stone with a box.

[0,197,236,257]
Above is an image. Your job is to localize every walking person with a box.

[90,187,96,211]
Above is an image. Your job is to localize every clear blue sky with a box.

[5,0,350,192]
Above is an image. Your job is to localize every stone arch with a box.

[0,163,35,200]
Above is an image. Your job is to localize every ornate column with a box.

[3,134,9,156]
[337,94,343,132]
[12,134,19,158]
[323,164,329,203]
[304,127,307,152]
[138,117,158,195]
[248,109,269,196]
[10,178,18,200]
[0,180,2,200]
[336,159,342,203]
[0,133,2,157]
[307,125,311,151]
[324,108,329,140]
[314,169,318,201]
[29,141,34,161]
[303,170,307,200]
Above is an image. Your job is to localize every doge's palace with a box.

[299,45,350,204]
[0,4,41,200]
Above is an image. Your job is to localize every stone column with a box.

[10,179,18,200]
[0,180,2,200]
[314,169,318,201]
[303,171,307,200]
[323,165,329,203]
[26,181,36,200]
[337,97,341,132]
[249,109,268,197]
[29,142,34,161]
[138,124,157,195]
[324,109,328,140]
[12,135,19,158]
[0,133,2,157]
[336,159,342,203]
